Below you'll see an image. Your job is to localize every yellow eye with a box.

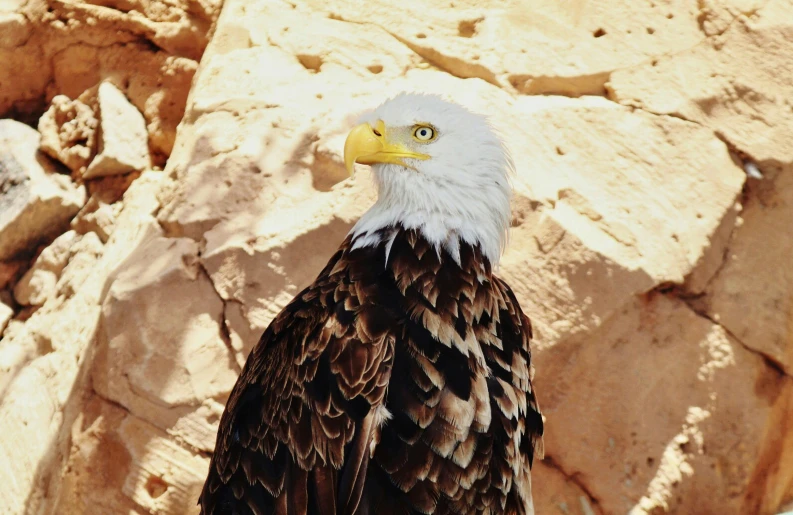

[412,125,436,142]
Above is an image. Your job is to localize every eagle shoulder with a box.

[199,240,397,515]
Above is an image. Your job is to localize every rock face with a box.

[0,0,221,161]
[83,82,152,179]
[0,298,11,333]
[0,173,164,514]
[13,230,80,306]
[38,94,98,173]
[1,0,793,514]
[0,120,86,260]
[694,169,793,376]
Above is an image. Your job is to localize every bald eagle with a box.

[199,93,544,515]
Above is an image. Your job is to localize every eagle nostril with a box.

[372,128,382,137]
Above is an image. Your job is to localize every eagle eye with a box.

[412,125,436,142]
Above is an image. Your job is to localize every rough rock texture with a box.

[14,230,80,306]
[93,234,239,453]
[84,82,152,179]
[608,0,793,167]
[0,0,222,511]
[539,294,793,515]
[70,195,119,243]
[2,0,793,514]
[0,0,222,162]
[0,120,86,260]
[0,299,11,333]
[38,94,98,173]
[0,172,166,514]
[693,169,793,376]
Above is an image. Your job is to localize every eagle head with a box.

[344,93,513,266]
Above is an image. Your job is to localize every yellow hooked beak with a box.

[344,120,430,176]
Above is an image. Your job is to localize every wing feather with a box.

[199,238,396,515]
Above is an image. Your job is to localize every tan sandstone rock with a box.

[0,10,31,49]
[84,82,152,179]
[497,97,745,346]
[0,172,165,514]
[0,0,221,159]
[693,167,793,376]
[607,0,793,404]
[57,395,209,514]
[0,298,12,334]
[532,459,600,515]
[71,195,119,243]
[0,119,86,260]
[13,230,79,306]
[608,0,793,166]
[38,94,98,173]
[301,0,708,96]
[93,233,240,452]
[538,294,793,515]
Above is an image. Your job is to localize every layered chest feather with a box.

[359,231,533,510]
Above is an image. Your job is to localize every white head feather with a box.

[349,93,514,267]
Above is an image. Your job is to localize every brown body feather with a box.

[199,227,543,515]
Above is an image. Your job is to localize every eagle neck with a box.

[348,164,510,268]
[349,225,493,282]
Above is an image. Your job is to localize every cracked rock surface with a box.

[0,0,221,163]
[1,0,793,514]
